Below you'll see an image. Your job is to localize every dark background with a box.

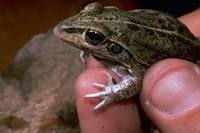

[137,0,199,17]
[0,0,199,72]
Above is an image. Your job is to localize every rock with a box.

[0,31,84,133]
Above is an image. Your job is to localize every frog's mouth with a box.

[91,53,130,69]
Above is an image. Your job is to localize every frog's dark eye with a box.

[110,44,123,54]
[85,29,105,45]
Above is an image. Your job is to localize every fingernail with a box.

[147,66,200,114]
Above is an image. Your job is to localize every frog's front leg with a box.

[84,68,141,110]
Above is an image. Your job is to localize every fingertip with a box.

[141,58,200,132]
[76,67,141,133]
[179,9,200,36]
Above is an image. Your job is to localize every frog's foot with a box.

[84,71,136,110]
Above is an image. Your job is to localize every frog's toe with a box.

[85,86,116,110]
[85,85,115,110]
[84,91,108,98]
[103,71,115,86]
[93,83,106,89]
[93,99,111,110]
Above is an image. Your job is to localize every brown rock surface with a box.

[0,31,83,133]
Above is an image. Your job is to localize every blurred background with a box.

[0,0,199,72]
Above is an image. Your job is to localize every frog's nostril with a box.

[55,21,71,32]
[60,25,69,31]
[60,25,76,33]
[53,22,72,36]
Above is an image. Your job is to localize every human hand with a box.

[76,9,200,133]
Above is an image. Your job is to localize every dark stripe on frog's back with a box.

[127,9,195,39]
[125,9,200,63]
[129,24,200,60]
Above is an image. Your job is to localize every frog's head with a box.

[54,2,134,68]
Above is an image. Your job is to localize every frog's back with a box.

[127,9,195,39]
[125,9,200,64]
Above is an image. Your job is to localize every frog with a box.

[53,2,200,110]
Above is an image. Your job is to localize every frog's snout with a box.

[54,24,68,39]
[53,21,71,37]
[53,26,60,37]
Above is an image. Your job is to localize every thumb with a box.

[141,59,200,132]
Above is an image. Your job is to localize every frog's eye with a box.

[85,29,105,45]
[110,43,123,54]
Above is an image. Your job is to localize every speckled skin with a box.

[54,2,200,109]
